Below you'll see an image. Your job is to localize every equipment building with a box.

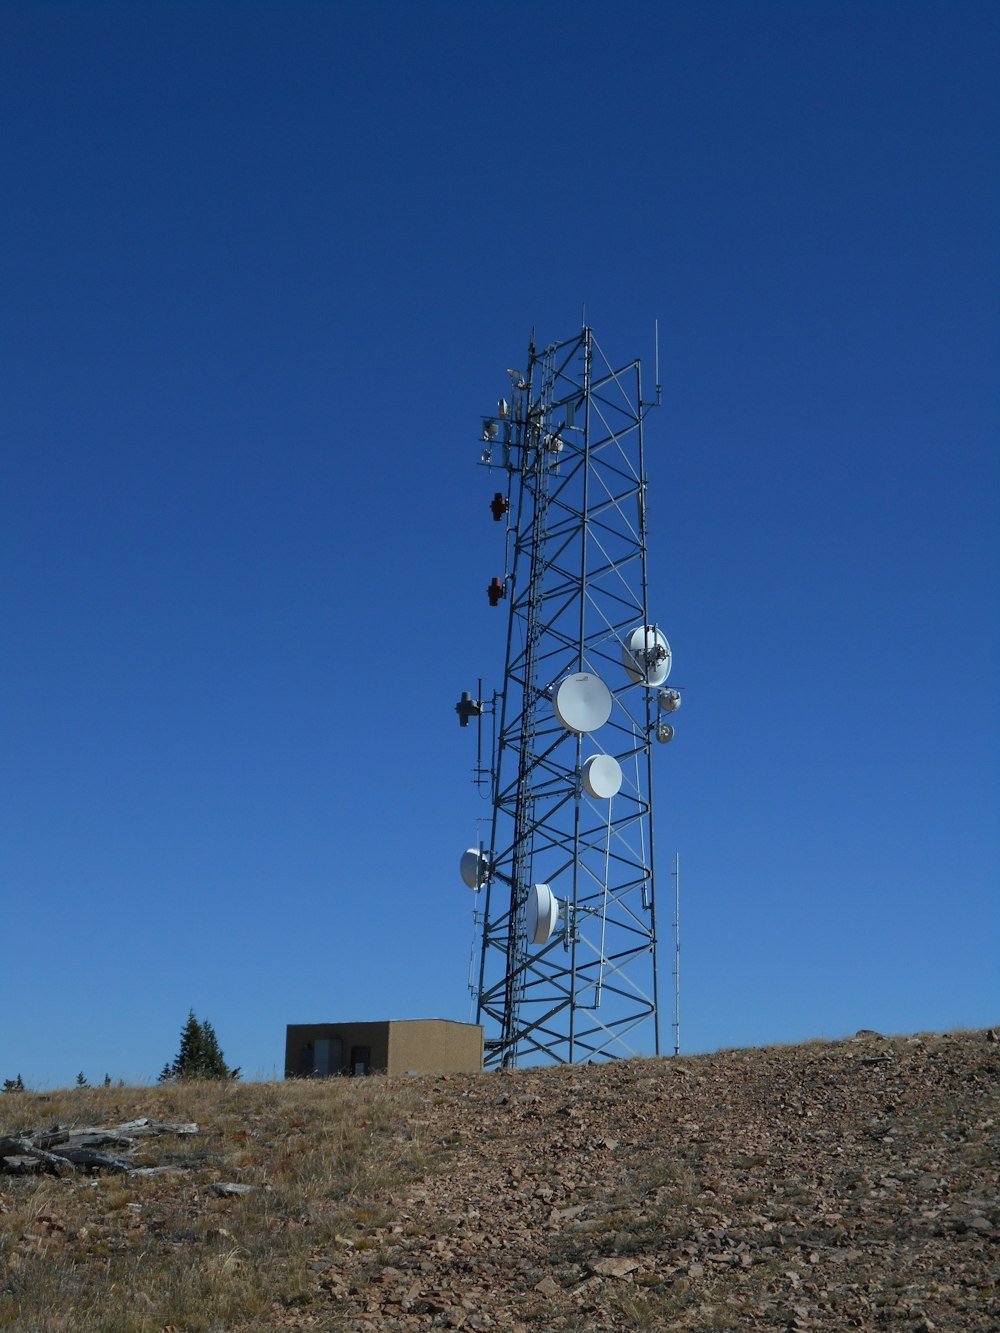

[284,1018,483,1078]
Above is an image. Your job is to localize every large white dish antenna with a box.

[582,754,623,799]
[524,883,559,945]
[553,672,613,734]
[623,625,672,686]
[460,848,488,890]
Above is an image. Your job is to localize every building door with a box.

[314,1038,342,1077]
[350,1045,371,1076]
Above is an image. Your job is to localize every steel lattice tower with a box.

[457,325,679,1069]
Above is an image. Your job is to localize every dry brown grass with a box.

[2,1031,997,1331]
[0,1076,431,1331]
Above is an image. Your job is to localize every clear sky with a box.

[2,1,997,1088]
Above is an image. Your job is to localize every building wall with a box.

[285,1019,482,1078]
[386,1020,484,1076]
[285,1022,390,1078]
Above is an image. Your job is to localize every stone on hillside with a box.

[587,1256,639,1278]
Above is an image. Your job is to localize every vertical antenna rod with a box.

[655,318,662,406]
[672,851,680,1057]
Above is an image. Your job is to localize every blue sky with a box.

[2,1,997,1087]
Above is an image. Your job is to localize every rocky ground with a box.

[300,1029,998,1331]
[2,1028,997,1330]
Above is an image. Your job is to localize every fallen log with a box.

[0,1118,200,1176]
[0,1139,76,1174]
[53,1148,131,1173]
[116,1118,198,1137]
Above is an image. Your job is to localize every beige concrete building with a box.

[284,1018,483,1078]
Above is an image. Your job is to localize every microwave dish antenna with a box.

[623,625,672,686]
[455,323,681,1067]
[553,672,613,734]
[525,882,560,945]
[460,847,490,890]
[582,753,623,800]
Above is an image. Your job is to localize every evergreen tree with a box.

[175,1010,205,1075]
[199,1019,225,1073]
[75,1071,88,1088]
[160,1010,239,1081]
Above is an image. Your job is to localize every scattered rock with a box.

[533,1275,560,1296]
[587,1256,639,1278]
[4,1027,996,1330]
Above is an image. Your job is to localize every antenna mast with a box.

[672,851,680,1057]
[456,324,681,1068]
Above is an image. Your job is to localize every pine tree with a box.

[160,1010,238,1081]
[199,1019,225,1073]
[175,1010,205,1076]
[75,1071,88,1088]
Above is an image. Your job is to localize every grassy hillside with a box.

[1,1029,997,1330]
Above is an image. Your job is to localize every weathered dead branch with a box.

[0,1118,198,1175]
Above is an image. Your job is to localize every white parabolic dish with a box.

[622,624,672,686]
[582,753,623,799]
[553,672,613,734]
[460,848,487,890]
[524,883,559,945]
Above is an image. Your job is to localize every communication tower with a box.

[456,325,680,1068]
